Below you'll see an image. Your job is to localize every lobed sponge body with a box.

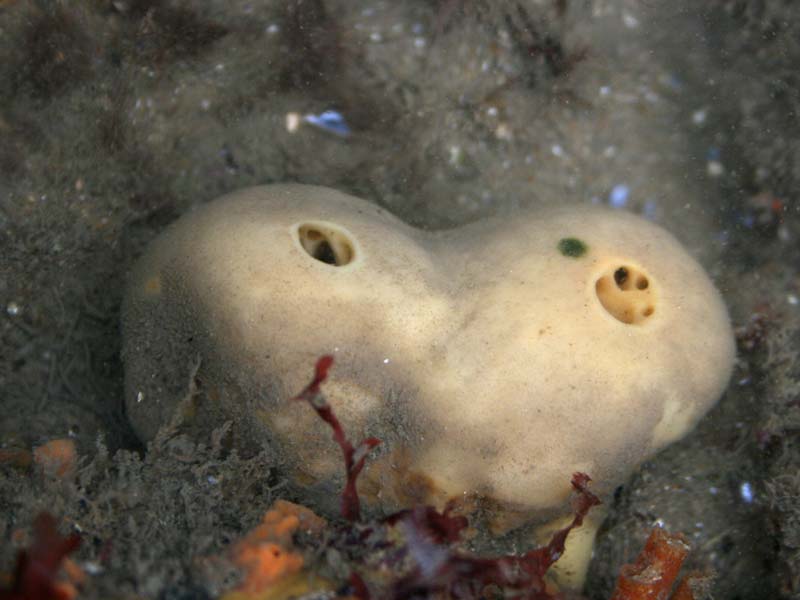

[123,184,734,527]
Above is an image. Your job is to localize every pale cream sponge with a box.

[122,184,735,587]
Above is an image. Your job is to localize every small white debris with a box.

[448,145,463,166]
[707,161,724,177]
[6,302,20,316]
[495,123,513,141]
[622,12,640,28]
[286,112,301,133]
[551,144,565,157]
[266,23,280,34]
[691,108,707,125]
[136,391,144,403]
[83,562,103,576]
[787,294,798,306]
[383,358,390,364]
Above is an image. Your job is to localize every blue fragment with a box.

[304,110,351,137]
[667,74,684,90]
[609,184,630,208]
[739,481,754,504]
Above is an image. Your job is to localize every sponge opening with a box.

[595,264,655,324]
[297,223,355,266]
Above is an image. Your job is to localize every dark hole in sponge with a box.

[313,240,337,265]
[614,267,629,287]
[298,223,355,266]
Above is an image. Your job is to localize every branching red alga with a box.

[0,513,82,600]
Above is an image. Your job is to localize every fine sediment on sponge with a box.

[122,183,735,534]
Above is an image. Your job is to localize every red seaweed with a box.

[384,501,469,545]
[292,356,603,599]
[348,572,371,600]
[0,513,81,600]
[389,473,600,600]
[292,355,381,522]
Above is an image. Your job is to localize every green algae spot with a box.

[558,237,588,258]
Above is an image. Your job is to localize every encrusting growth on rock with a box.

[610,527,708,600]
[224,500,329,600]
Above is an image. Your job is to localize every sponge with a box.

[122,184,735,585]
